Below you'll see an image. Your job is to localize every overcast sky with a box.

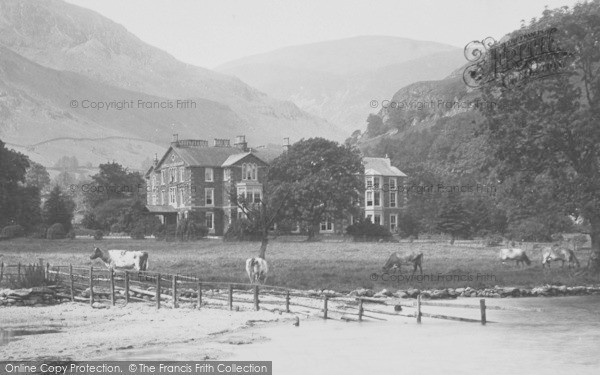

[67,0,582,69]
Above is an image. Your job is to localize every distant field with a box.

[0,238,596,292]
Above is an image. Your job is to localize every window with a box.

[366,191,373,207]
[170,168,177,183]
[237,186,262,204]
[161,190,165,205]
[161,170,166,185]
[205,167,213,182]
[373,176,380,189]
[179,167,185,182]
[152,193,157,205]
[169,187,176,205]
[366,214,373,222]
[205,188,214,206]
[374,191,381,206]
[389,178,397,191]
[179,188,185,207]
[390,191,397,208]
[374,214,381,225]
[206,212,214,230]
[366,176,373,189]
[320,219,334,232]
[242,163,257,180]
[390,214,397,232]
[224,168,231,181]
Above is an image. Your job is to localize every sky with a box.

[66,0,582,69]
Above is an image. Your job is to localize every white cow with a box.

[90,247,149,271]
[246,257,268,285]
[499,248,531,267]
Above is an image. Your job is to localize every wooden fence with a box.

[0,261,523,324]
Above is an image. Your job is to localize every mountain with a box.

[0,0,342,168]
[217,36,466,133]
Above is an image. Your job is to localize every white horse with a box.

[246,257,268,284]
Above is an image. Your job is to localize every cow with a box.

[382,252,423,275]
[542,246,580,269]
[499,248,531,267]
[246,257,268,285]
[90,247,149,271]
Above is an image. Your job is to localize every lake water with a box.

[227,296,600,375]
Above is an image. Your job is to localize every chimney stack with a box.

[171,134,179,147]
[234,135,248,152]
[283,137,290,151]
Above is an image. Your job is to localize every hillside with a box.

[217,36,465,133]
[0,0,341,168]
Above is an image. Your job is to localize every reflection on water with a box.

[0,328,61,346]
[229,296,600,375]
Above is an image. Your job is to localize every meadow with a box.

[0,237,597,292]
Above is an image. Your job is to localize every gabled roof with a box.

[222,152,253,167]
[363,157,407,177]
[152,145,270,171]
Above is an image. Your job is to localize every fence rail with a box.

[0,261,508,324]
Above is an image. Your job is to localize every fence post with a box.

[358,299,364,321]
[285,290,290,313]
[156,274,161,310]
[197,282,202,309]
[56,266,60,283]
[17,262,21,281]
[172,275,178,308]
[229,284,233,310]
[480,299,486,325]
[0,262,4,282]
[254,285,259,311]
[89,266,94,306]
[109,270,115,306]
[69,264,74,302]
[124,271,130,304]
[416,294,422,324]
[323,295,329,319]
[46,262,50,281]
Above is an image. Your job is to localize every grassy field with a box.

[0,237,597,292]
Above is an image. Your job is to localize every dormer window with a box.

[242,163,257,180]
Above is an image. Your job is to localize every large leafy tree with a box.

[25,161,51,192]
[42,186,75,231]
[85,162,145,208]
[269,138,364,240]
[0,140,36,228]
[479,1,600,271]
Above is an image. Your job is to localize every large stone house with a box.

[146,136,407,236]
[145,135,276,236]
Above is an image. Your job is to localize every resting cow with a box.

[542,247,580,269]
[382,252,423,275]
[246,257,268,285]
[499,248,531,267]
[90,247,149,271]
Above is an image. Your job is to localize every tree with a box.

[42,186,75,232]
[269,138,364,240]
[436,194,472,244]
[366,114,386,137]
[25,161,51,192]
[479,1,600,271]
[86,162,145,208]
[0,140,31,228]
[229,172,290,258]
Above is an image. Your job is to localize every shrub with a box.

[73,227,97,236]
[93,230,104,240]
[397,212,420,238]
[8,263,59,288]
[346,218,393,242]
[224,218,262,241]
[110,223,125,233]
[1,225,25,239]
[66,230,76,240]
[130,224,145,240]
[46,223,66,239]
[30,224,48,239]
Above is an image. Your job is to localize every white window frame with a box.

[170,168,177,183]
[374,214,382,225]
[242,163,257,181]
[390,214,397,232]
[374,191,381,207]
[205,188,214,206]
[366,214,373,222]
[389,178,397,191]
[366,176,373,189]
[206,212,214,230]
[179,187,185,207]
[161,170,166,185]
[224,168,231,181]
[320,218,334,232]
[366,191,373,207]
[390,191,397,208]
[179,167,185,182]
[373,176,380,189]
[169,187,176,205]
[205,167,213,182]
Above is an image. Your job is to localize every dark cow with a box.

[542,247,580,269]
[382,252,423,275]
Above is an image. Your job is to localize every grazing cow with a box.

[382,252,423,275]
[246,257,268,285]
[90,247,149,271]
[499,248,531,267]
[542,247,580,269]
